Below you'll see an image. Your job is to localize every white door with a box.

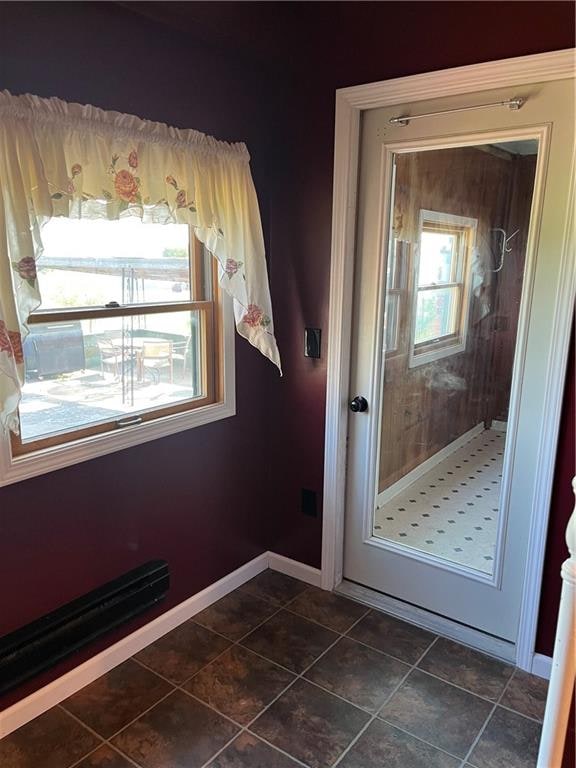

[343,75,574,648]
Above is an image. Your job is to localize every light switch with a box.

[304,328,321,358]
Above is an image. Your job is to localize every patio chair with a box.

[140,340,174,384]
[172,336,191,375]
[97,340,123,379]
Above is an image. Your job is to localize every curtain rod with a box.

[389,98,524,126]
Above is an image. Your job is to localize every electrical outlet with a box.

[301,488,318,517]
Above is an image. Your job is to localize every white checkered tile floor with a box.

[374,429,505,574]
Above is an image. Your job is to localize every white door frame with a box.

[322,49,576,672]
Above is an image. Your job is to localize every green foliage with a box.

[162,247,188,259]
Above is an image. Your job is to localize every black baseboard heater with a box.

[0,560,169,695]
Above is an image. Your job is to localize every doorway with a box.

[323,50,575,669]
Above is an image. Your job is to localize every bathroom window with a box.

[409,210,477,367]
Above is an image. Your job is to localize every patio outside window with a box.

[13,218,221,455]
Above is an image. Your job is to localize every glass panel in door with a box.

[374,139,539,575]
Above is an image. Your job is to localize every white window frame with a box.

[0,285,235,488]
[383,237,409,357]
[408,209,477,368]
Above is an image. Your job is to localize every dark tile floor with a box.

[0,570,549,768]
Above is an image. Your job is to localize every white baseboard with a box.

[376,422,485,508]
[531,652,553,680]
[0,552,271,738]
[491,420,508,432]
[268,552,323,587]
[0,550,322,739]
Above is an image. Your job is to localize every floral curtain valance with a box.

[0,90,281,433]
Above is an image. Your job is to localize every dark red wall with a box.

[0,0,284,708]
[537,329,575,654]
[0,0,574,710]
[536,329,575,768]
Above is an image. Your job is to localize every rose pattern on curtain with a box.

[0,91,281,433]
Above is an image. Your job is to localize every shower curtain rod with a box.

[389,97,525,126]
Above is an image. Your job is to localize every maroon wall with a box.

[0,1,284,708]
[537,330,575,654]
[536,328,576,768]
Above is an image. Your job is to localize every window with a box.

[0,90,281,486]
[9,217,234,467]
[384,239,409,356]
[409,210,476,367]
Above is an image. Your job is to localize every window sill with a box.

[408,339,465,368]
[0,297,235,487]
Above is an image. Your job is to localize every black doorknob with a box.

[350,396,368,413]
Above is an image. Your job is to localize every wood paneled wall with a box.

[379,146,536,492]
[489,155,538,420]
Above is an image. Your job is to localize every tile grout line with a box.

[343,627,521,709]
[66,743,106,768]
[33,578,543,768]
[245,608,368,699]
[55,706,113,768]
[342,623,435,664]
[178,584,316,683]
[458,665,518,768]
[281,602,371,633]
[103,743,143,768]
[197,727,311,768]
[235,607,376,767]
[108,622,445,768]
[61,688,176,768]
[330,635,441,767]
[60,587,312,768]
[183,590,372,693]
[408,663,515,706]
[66,739,143,768]
[57,704,107,743]
[131,583,303,686]
[61,686,176,743]
[60,593,447,768]
[344,609,516,722]
[95,585,320,767]
[5,585,387,768]
[195,590,371,768]
[189,580,319,649]
[377,718,466,764]
[496,700,546,725]
[131,604,299,690]
[58,713,144,768]
[116,615,542,768]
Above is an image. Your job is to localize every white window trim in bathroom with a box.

[408,209,477,368]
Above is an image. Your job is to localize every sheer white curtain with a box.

[0,91,281,433]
